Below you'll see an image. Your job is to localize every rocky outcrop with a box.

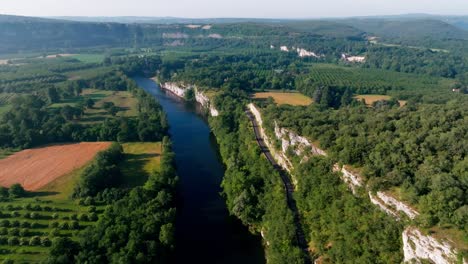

[403,227,465,264]
[161,82,188,97]
[296,48,320,58]
[376,191,419,220]
[160,82,219,117]
[341,53,366,63]
[250,103,465,264]
[248,104,293,173]
[369,192,401,220]
[195,89,219,117]
[332,165,364,194]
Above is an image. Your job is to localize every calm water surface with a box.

[135,77,265,264]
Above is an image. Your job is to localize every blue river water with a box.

[135,77,265,264]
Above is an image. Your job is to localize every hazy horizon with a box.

[1,0,468,19]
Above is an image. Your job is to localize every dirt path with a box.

[0,142,111,191]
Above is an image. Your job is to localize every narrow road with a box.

[246,109,311,263]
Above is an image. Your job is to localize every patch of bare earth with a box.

[0,142,111,191]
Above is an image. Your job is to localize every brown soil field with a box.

[253,92,313,106]
[355,95,406,107]
[0,142,111,191]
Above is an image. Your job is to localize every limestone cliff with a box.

[160,82,219,117]
[250,103,465,264]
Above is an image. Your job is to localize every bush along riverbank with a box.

[209,91,308,264]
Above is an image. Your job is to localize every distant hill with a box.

[343,18,468,41]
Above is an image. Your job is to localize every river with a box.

[135,77,265,264]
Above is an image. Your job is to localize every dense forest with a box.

[262,99,467,231]
[210,92,306,263]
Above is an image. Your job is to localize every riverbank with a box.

[134,77,265,264]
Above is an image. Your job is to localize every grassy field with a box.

[70,54,105,64]
[355,94,407,107]
[50,89,138,124]
[120,142,162,188]
[253,92,313,106]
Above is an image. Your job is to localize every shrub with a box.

[31,222,40,229]
[0,228,7,235]
[8,184,25,198]
[78,214,89,222]
[60,222,69,230]
[21,222,31,228]
[70,221,80,230]
[7,236,19,246]
[43,206,52,212]
[0,236,7,245]
[19,229,28,237]
[52,213,59,219]
[8,228,19,236]
[0,187,7,198]
[50,229,60,237]
[89,213,98,222]
[49,222,59,228]
[11,220,20,227]
[29,236,41,246]
[88,206,97,213]
[41,237,51,247]
[0,220,10,227]
[2,259,13,264]
[70,214,78,220]
[19,237,28,246]
[11,211,20,217]
[29,212,37,219]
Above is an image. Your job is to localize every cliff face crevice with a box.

[249,103,465,264]
[160,82,219,117]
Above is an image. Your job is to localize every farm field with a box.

[0,143,112,262]
[300,63,455,96]
[0,142,111,191]
[355,94,407,107]
[120,142,162,187]
[50,89,139,124]
[0,141,160,262]
[70,54,105,64]
[253,92,313,106]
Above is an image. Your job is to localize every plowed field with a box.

[0,142,111,190]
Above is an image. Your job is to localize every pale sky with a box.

[1,0,468,18]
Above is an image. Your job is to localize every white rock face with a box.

[160,82,219,117]
[248,104,464,264]
[332,165,364,193]
[161,82,187,97]
[377,192,419,219]
[403,227,464,264]
[296,48,320,58]
[248,104,294,173]
[280,46,289,52]
[341,53,366,63]
[274,122,327,157]
[369,192,401,220]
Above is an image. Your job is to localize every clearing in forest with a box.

[0,142,111,191]
[254,92,313,106]
[120,142,162,187]
[355,94,407,107]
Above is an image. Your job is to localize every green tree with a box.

[8,184,25,198]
